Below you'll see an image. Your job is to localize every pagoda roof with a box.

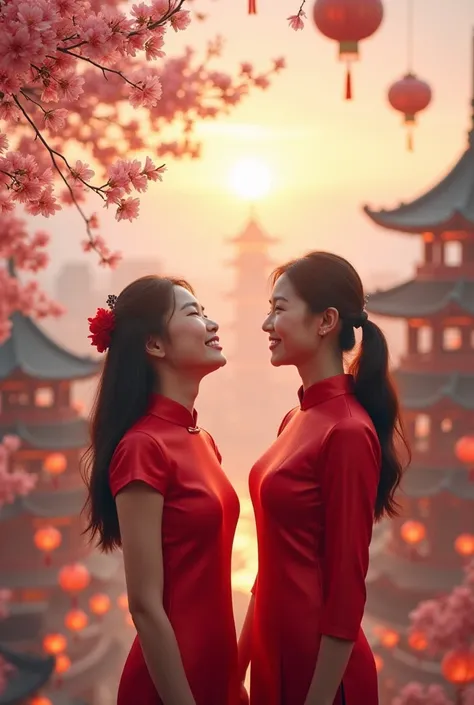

[0,312,100,381]
[0,644,54,705]
[396,370,474,410]
[0,417,89,449]
[402,466,474,499]
[227,217,279,245]
[364,130,474,234]
[369,279,474,317]
[0,486,86,522]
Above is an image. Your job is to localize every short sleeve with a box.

[318,419,380,641]
[109,431,170,498]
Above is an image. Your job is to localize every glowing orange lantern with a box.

[313,0,384,100]
[43,453,67,488]
[400,520,426,545]
[455,436,474,466]
[373,653,383,672]
[454,534,474,557]
[55,653,71,674]
[441,649,474,685]
[408,631,428,652]
[117,593,129,611]
[58,563,90,602]
[42,633,67,655]
[30,697,53,705]
[89,593,111,617]
[380,629,399,649]
[65,608,88,633]
[34,526,62,565]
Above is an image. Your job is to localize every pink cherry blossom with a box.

[0,0,285,340]
[287,12,306,31]
[392,683,453,705]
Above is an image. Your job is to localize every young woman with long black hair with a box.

[82,276,241,705]
[238,252,410,705]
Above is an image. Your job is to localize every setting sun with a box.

[229,157,272,200]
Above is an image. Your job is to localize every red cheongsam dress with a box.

[109,394,240,705]
[249,374,380,705]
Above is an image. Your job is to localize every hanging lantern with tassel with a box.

[312,0,384,100]
[388,73,432,150]
[248,0,256,14]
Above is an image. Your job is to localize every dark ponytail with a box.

[82,275,193,552]
[272,252,410,521]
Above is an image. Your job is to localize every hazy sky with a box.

[37,0,474,314]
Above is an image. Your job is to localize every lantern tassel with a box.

[345,64,352,101]
[407,129,414,152]
[248,0,256,14]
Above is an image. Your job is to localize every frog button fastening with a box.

[187,426,201,434]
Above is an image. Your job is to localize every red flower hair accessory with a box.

[88,295,116,353]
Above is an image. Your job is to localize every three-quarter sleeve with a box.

[318,419,380,641]
[109,430,170,498]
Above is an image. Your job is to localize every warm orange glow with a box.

[42,633,67,655]
[374,654,383,672]
[400,520,426,545]
[65,608,88,632]
[29,697,53,705]
[89,593,111,616]
[380,629,399,649]
[125,612,134,627]
[43,453,67,477]
[455,436,474,465]
[35,387,54,407]
[454,534,474,557]
[55,653,71,674]
[58,563,90,593]
[441,649,474,685]
[408,631,428,651]
[117,593,129,611]
[34,526,62,555]
[229,157,272,200]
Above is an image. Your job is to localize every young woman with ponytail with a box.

[238,252,410,705]
[82,276,241,705]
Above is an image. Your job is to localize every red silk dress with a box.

[109,394,240,705]
[249,375,380,705]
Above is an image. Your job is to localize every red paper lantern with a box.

[441,649,474,685]
[408,631,428,652]
[313,0,384,99]
[388,73,432,150]
[65,608,88,633]
[34,526,62,565]
[455,534,474,557]
[58,563,90,600]
[373,653,383,671]
[400,520,426,545]
[455,435,474,465]
[55,653,71,674]
[43,453,67,488]
[30,697,53,705]
[380,629,399,649]
[248,0,256,13]
[42,633,67,655]
[89,593,111,617]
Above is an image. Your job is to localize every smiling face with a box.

[147,285,226,377]
[262,273,336,368]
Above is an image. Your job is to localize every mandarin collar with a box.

[298,374,354,410]
[148,394,200,433]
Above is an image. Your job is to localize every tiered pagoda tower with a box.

[0,310,125,705]
[362,37,474,702]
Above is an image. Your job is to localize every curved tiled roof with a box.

[0,418,89,449]
[368,279,474,317]
[395,370,474,410]
[0,312,99,381]
[364,130,474,233]
[0,645,54,705]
